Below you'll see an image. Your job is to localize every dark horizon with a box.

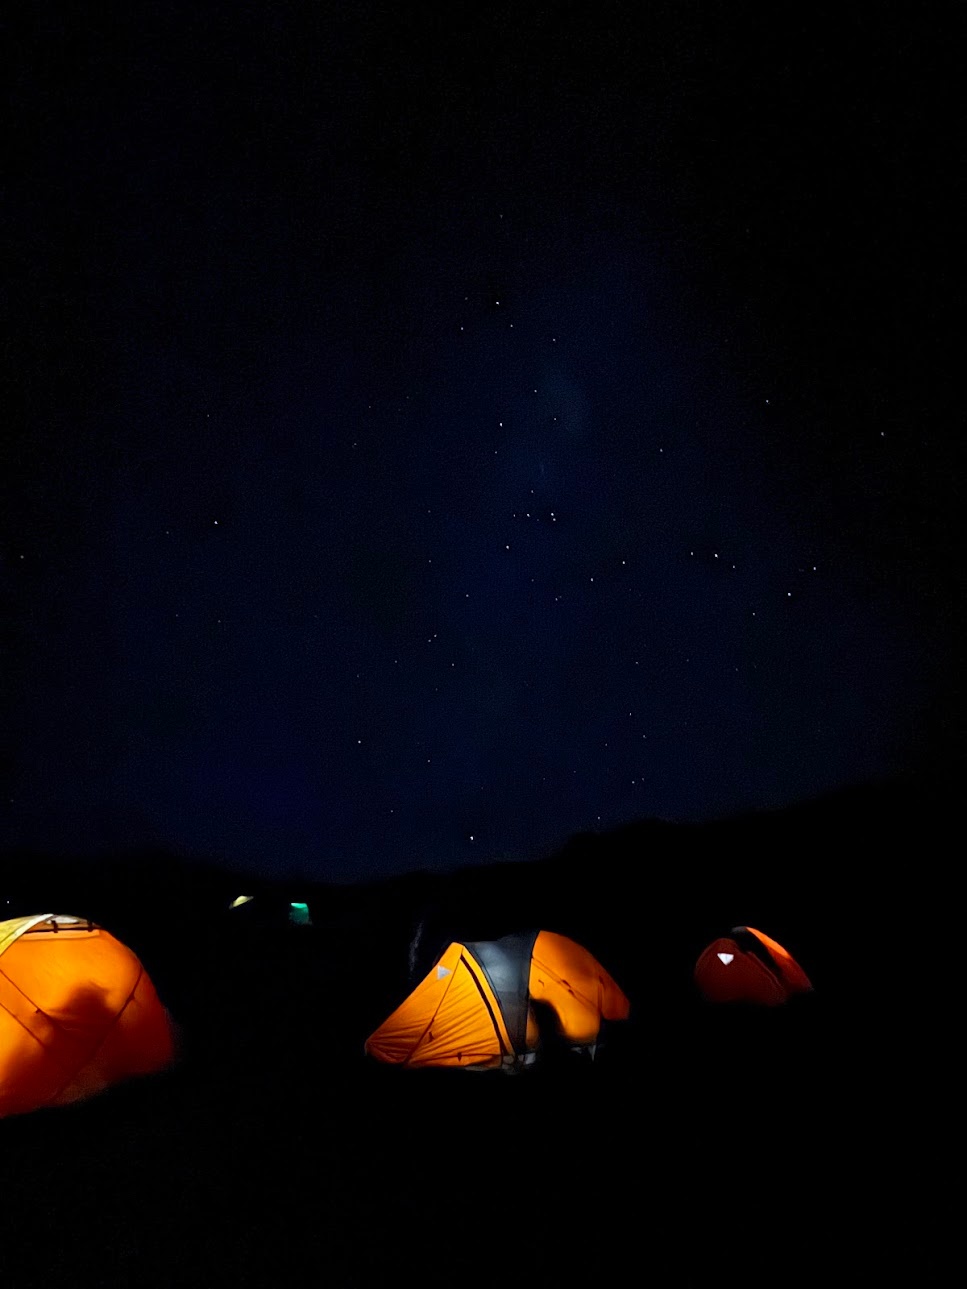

[1,768,943,896]
[3,5,959,882]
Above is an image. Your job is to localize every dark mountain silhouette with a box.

[1,774,938,1285]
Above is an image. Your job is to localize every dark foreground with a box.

[0,1027,874,1288]
[2,956,926,1288]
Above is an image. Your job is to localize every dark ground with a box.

[1,776,945,1285]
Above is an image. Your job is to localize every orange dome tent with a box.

[365,929,630,1069]
[0,914,176,1118]
[694,925,813,1006]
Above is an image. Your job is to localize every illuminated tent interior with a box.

[0,914,176,1118]
[228,894,313,926]
[365,929,630,1069]
[694,925,814,1006]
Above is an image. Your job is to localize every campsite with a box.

[1,776,935,1287]
[4,1,954,1281]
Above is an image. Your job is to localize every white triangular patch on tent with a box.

[717,952,734,965]
[436,966,451,979]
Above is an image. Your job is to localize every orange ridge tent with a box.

[694,925,813,1006]
[365,929,630,1069]
[1,913,176,1117]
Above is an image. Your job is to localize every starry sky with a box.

[3,5,959,880]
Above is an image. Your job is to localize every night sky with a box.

[3,5,959,880]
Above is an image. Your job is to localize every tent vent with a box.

[717,952,734,965]
[436,966,450,979]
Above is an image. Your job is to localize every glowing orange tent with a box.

[365,929,630,1069]
[694,925,813,1006]
[0,914,176,1118]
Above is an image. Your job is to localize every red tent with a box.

[694,925,813,1006]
